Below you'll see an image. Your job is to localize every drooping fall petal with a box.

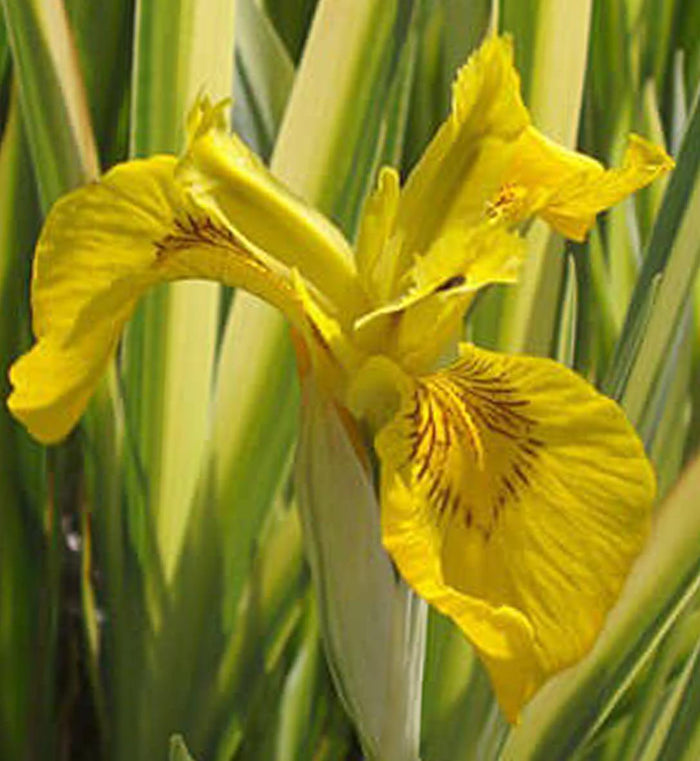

[375,343,654,720]
[8,156,338,443]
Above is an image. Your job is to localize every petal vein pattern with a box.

[8,156,341,443]
[376,343,654,720]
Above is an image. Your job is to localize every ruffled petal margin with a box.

[504,127,674,240]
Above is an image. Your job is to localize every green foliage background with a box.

[0,0,699,759]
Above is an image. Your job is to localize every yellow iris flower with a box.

[8,37,672,720]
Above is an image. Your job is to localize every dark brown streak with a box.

[434,356,544,534]
[415,406,438,481]
[406,356,546,539]
[434,274,466,293]
[502,475,518,500]
[155,213,246,259]
[409,403,435,462]
[512,461,531,487]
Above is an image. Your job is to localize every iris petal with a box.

[354,35,672,328]
[8,156,337,443]
[376,343,654,720]
[505,127,675,240]
[394,37,529,264]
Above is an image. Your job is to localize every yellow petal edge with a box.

[8,154,343,443]
[375,343,654,721]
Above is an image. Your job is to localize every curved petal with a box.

[356,34,671,307]
[353,224,525,373]
[381,36,530,296]
[495,127,675,240]
[179,98,367,319]
[8,156,340,443]
[375,344,654,720]
[355,166,401,304]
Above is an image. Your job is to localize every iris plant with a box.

[8,36,672,720]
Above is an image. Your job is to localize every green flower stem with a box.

[295,379,425,761]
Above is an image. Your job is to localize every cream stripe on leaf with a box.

[376,343,654,722]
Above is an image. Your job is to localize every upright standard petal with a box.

[355,166,401,305]
[8,156,340,443]
[355,34,672,312]
[375,344,654,720]
[366,36,530,299]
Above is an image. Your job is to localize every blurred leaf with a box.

[420,614,502,761]
[123,0,235,583]
[555,254,579,367]
[583,0,631,158]
[403,2,447,173]
[336,0,419,237]
[616,608,700,761]
[605,93,700,426]
[647,310,693,493]
[677,0,700,98]
[208,499,307,759]
[272,0,399,217]
[500,0,542,103]
[169,735,197,761]
[586,227,618,372]
[64,0,134,164]
[442,0,492,85]
[79,2,236,760]
[274,600,322,761]
[0,19,10,127]
[1,0,99,206]
[233,0,295,159]
[0,86,51,761]
[647,637,700,760]
[263,0,317,63]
